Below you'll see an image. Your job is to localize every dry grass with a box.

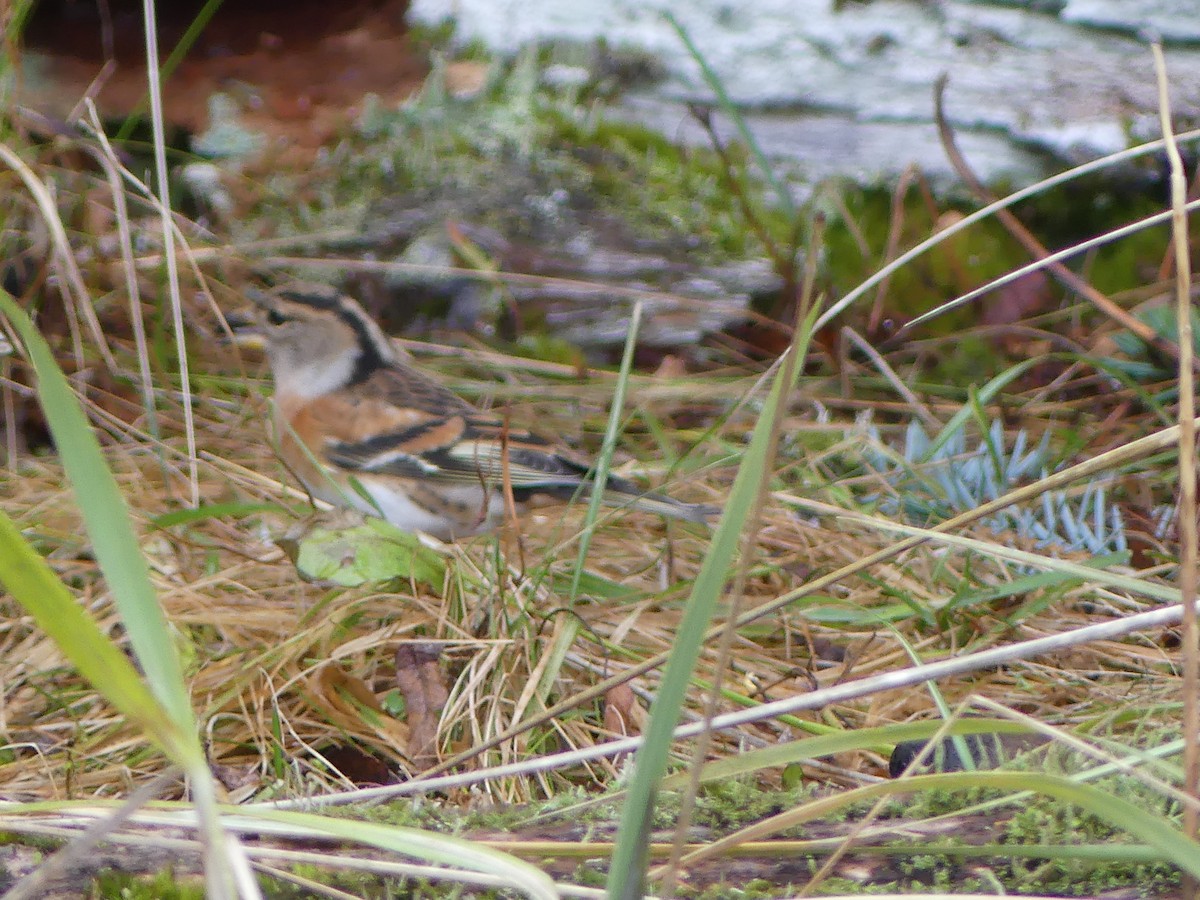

[0,296,1183,811]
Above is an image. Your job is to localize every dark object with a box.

[889,731,1051,777]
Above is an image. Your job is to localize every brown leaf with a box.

[603,683,640,759]
[308,664,410,750]
[444,60,489,98]
[395,643,450,771]
[807,636,846,663]
[603,684,634,736]
[210,761,258,795]
[652,354,689,379]
[316,664,385,714]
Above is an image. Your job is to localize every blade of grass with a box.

[0,287,254,898]
[568,301,643,604]
[1153,41,1200,861]
[114,0,228,141]
[0,510,184,755]
[258,567,1198,811]
[283,414,1200,811]
[607,293,818,898]
[0,141,116,370]
[82,101,163,450]
[0,1,35,126]
[784,495,1180,604]
[1,769,180,900]
[540,718,1036,825]
[516,303,642,726]
[141,0,198,507]
[664,13,794,217]
[657,218,825,894]
[816,128,1200,334]
[240,809,559,900]
[919,360,1037,462]
[0,288,193,725]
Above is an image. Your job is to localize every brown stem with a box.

[933,74,1200,375]
[687,104,800,323]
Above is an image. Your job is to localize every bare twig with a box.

[142,0,199,508]
[1152,41,1200,878]
[867,164,919,336]
[687,104,785,266]
[81,102,162,450]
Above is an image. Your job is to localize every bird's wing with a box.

[355,362,477,418]
[322,363,597,491]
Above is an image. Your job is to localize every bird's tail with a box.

[601,478,718,525]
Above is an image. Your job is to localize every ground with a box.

[0,4,1196,897]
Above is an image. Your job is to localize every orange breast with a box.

[274,392,444,495]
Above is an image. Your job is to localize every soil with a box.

[18,0,426,160]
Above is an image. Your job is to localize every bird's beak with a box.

[222,308,265,350]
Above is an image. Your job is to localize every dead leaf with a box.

[982,270,1052,354]
[603,683,641,764]
[444,60,490,99]
[210,761,258,796]
[395,643,450,771]
[307,664,410,751]
[808,636,846,663]
[316,664,385,714]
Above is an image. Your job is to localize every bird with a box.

[231,283,716,540]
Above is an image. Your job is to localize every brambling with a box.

[233,284,716,540]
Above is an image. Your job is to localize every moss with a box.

[999,789,1181,895]
[93,869,205,899]
[694,777,818,831]
[551,112,789,259]
[233,49,790,319]
[689,878,783,899]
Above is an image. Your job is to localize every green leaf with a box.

[152,501,287,529]
[278,515,446,588]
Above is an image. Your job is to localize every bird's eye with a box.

[266,309,288,326]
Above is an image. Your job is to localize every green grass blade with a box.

[920,359,1038,462]
[606,345,810,898]
[568,301,643,603]
[243,810,559,900]
[0,510,185,757]
[114,0,228,142]
[0,288,197,744]
[665,13,795,216]
[661,718,1029,787]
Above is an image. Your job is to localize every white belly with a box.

[310,477,505,540]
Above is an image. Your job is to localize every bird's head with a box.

[232,284,395,398]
